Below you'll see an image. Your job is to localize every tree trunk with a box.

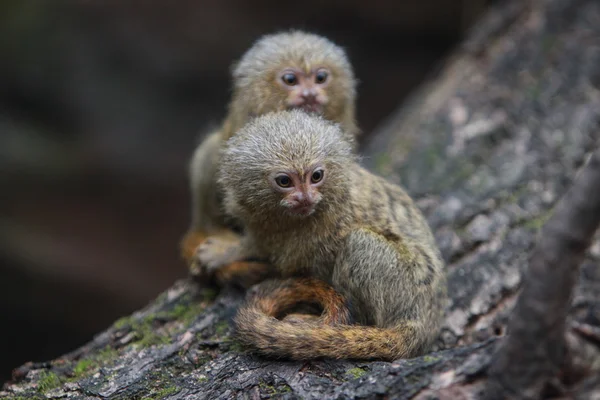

[4,0,600,398]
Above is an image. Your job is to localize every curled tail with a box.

[234,278,422,361]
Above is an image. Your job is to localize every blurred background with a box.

[0,0,494,382]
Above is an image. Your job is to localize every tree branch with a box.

[487,148,600,399]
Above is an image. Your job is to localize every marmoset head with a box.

[231,31,356,123]
[219,110,355,219]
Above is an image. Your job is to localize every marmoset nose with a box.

[301,89,318,103]
[292,190,314,205]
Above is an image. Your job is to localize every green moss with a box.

[169,304,189,319]
[258,382,277,395]
[346,367,367,379]
[135,322,172,347]
[198,375,208,383]
[214,321,229,336]
[98,346,119,362]
[111,288,221,352]
[165,302,206,326]
[64,348,119,383]
[37,370,62,393]
[113,314,172,348]
[202,288,218,302]
[194,354,212,367]
[113,315,134,330]
[149,297,210,328]
[523,210,553,231]
[138,368,185,399]
[422,355,441,363]
[227,339,246,353]
[155,290,169,304]
[143,313,157,325]
[72,359,94,376]
[114,287,217,349]
[155,386,179,398]
[259,381,292,395]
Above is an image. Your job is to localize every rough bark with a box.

[487,148,600,399]
[3,0,600,398]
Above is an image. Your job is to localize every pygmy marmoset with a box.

[200,110,447,360]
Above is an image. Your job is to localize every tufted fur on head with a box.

[224,31,358,141]
[219,110,356,223]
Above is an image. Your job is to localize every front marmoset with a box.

[181,31,360,271]
[203,110,447,360]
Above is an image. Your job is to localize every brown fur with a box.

[236,306,419,360]
[182,31,359,271]
[247,278,353,326]
[206,110,447,361]
[180,231,207,262]
[212,261,275,289]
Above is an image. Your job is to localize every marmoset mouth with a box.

[289,204,316,217]
[301,103,323,114]
[290,102,324,114]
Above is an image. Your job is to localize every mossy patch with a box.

[259,380,292,395]
[202,288,218,303]
[169,304,190,319]
[163,300,208,326]
[147,385,179,399]
[226,338,246,353]
[113,315,132,330]
[114,295,211,348]
[112,287,217,352]
[97,346,119,362]
[135,322,172,347]
[36,370,62,393]
[113,315,171,348]
[523,211,553,231]
[422,355,442,363]
[134,367,185,400]
[72,359,94,376]
[61,346,119,384]
[214,321,230,337]
[346,367,367,379]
